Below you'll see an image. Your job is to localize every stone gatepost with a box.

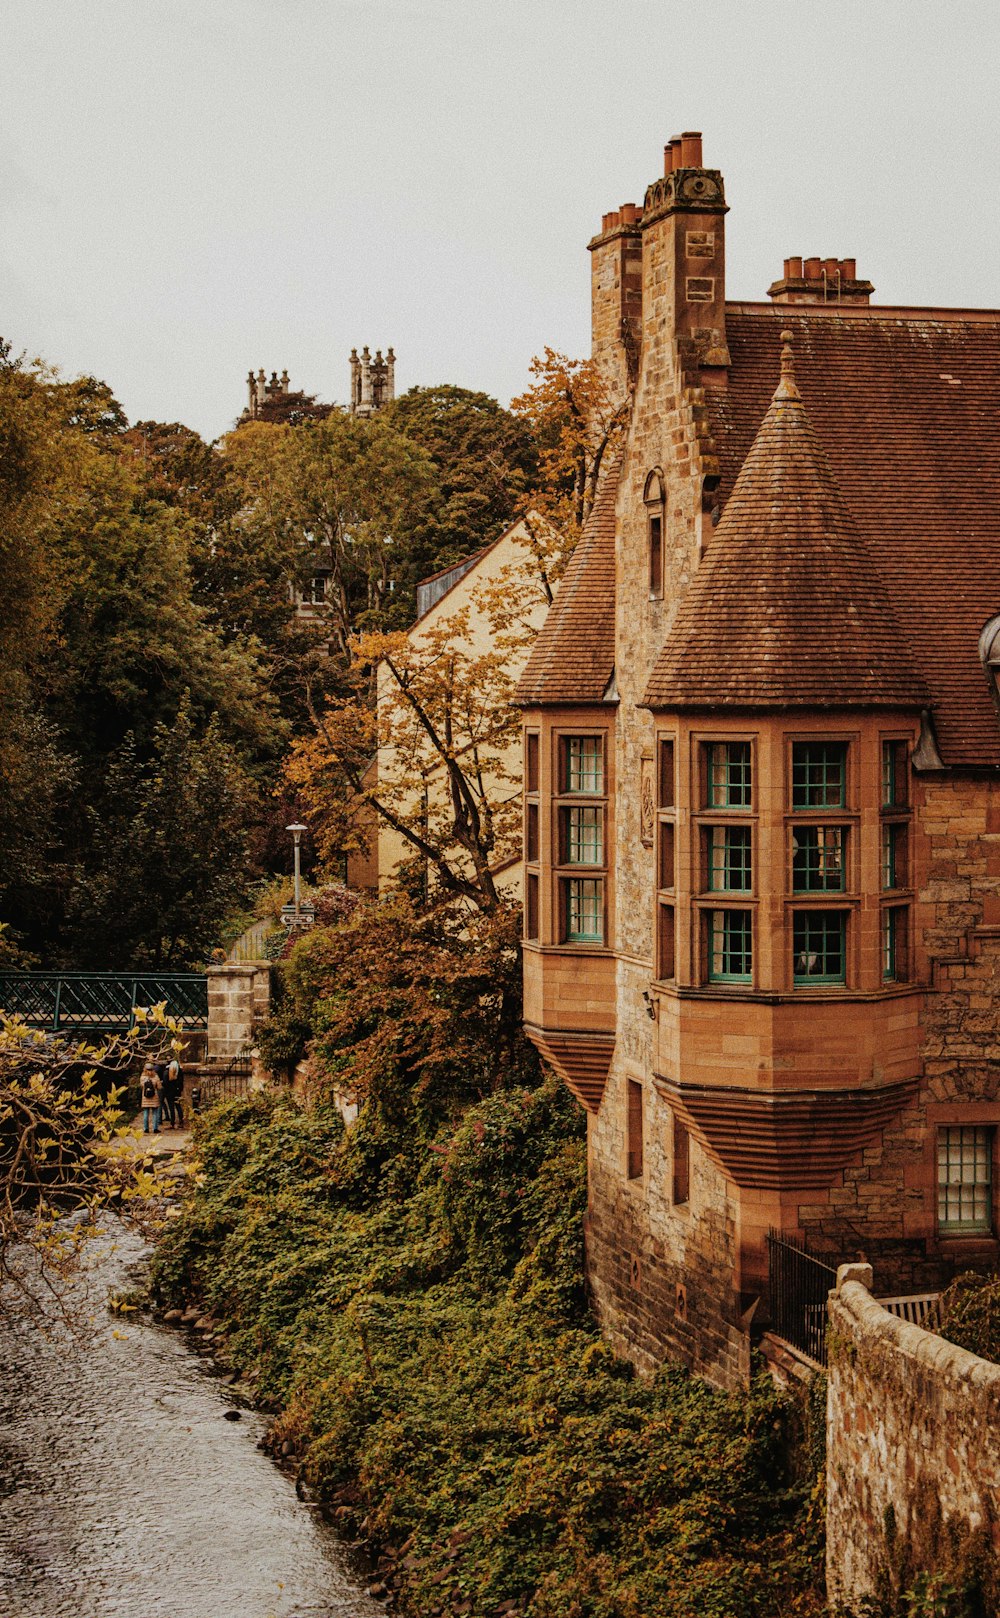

[206,962,271,1060]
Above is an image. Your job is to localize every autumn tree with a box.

[0,1012,176,1317]
[285,524,554,914]
[510,347,629,544]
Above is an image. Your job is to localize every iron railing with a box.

[767,1228,838,1366]
[196,1048,253,1111]
[0,972,209,1034]
[226,920,277,963]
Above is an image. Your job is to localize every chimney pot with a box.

[823,257,839,278]
[783,258,791,279]
[788,255,803,279]
[680,131,703,167]
[841,257,856,280]
[621,201,638,224]
[670,136,683,169]
[804,257,821,280]
[663,144,674,175]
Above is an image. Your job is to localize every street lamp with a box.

[286,823,307,922]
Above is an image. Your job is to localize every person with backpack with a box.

[139,1061,162,1134]
[162,1053,184,1129]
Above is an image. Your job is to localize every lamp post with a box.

[286,823,307,923]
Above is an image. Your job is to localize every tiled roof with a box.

[705,308,1000,765]
[645,334,927,713]
[515,456,621,705]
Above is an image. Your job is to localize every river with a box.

[0,1223,383,1618]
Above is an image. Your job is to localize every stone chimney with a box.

[767,256,874,305]
[640,132,730,381]
[588,201,643,392]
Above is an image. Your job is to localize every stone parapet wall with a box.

[827,1263,1000,1612]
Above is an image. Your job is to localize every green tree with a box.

[382,385,538,610]
[65,699,258,968]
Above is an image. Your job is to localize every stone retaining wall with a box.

[827,1262,1000,1612]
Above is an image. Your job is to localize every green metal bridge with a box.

[0,972,208,1034]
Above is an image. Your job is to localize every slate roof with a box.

[707,307,1000,766]
[644,333,927,713]
[515,455,621,705]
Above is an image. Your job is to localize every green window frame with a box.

[791,742,848,810]
[564,877,603,943]
[708,908,752,983]
[882,740,908,808]
[793,909,846,984]
[563,804,603,865]
[707,742,752,809]
[792,825,846,893]
[564,736,603,795]
[708,825,752,892]
[938,1126,993,1234]
[882,823,907,890]
[882,906,908,982]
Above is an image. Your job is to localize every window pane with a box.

[791,743,847,809]
[938,1127,993,1233]
[565,877,603,942]
[708,742,752,808]
[708,825,752,892]
[658,739,675,808]
[882,824,906,889]
[566,736,603,794]
[882,740,908,808]
[658,903,675,979]
[792,826,846,892]
[658,821,675,889]
[525,873,539,940]
[649,514,663,598]
[565,805,603,865]
[793,910,846,983]
[526,732,539,794]
[709,909,752,981]
[627,1080,644,1179]
[883,906,908,982]
[526,802,539,863]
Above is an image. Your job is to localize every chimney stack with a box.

[768,255,874,305]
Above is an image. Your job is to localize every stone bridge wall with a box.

[827,1262,1000,1612]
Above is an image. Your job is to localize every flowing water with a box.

[0,1224,382,1618]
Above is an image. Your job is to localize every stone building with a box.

[349,345,395,415]
[517,131,1000,1387]
[348,515,557,899]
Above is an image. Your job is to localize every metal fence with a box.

[196,1049,253,1111]
[0,972,209,1034]
[226,920,277,963]
[766,1228,838,1366]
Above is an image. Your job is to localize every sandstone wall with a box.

[794,773,1000,1295]
[827,1263,1000,1611]
[206,962,271,1060]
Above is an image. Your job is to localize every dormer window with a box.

[644,469,666,600]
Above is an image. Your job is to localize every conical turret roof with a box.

[644,334,926,711]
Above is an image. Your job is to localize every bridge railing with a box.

[0,972,209,1034]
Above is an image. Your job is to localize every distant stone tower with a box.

[246,368,290,418]
[349,346,395,415]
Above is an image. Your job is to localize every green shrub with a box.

[150,1078,824,1616]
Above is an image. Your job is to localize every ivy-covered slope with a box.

[151,1077,823,1617]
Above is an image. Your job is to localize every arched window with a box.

[644,469,666,599]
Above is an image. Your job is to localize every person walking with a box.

[162,1052,184,1129]
[139,1060,162,1134]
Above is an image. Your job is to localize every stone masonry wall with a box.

[584,185,748,1382]
[794,772,1000,1297]
[206,962,271,1060]
[827,1263,1000,1612]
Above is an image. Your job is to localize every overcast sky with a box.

[3,0,999,441]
